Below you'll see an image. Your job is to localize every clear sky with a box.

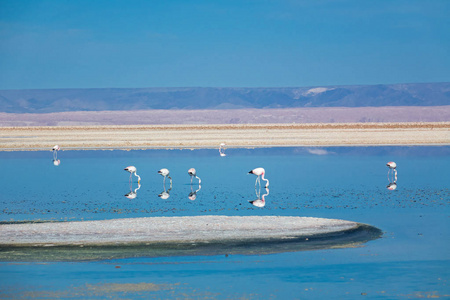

[0,0,449,89]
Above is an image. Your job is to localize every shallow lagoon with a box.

[0,146,449,298]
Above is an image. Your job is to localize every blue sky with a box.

[0,0,449,89]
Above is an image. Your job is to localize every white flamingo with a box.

[124,166,141,183]
[52,145,60,160]
[219,143,227,157]
[188,168,201,184]
[158,168,172,187]
[249,167,269,188]
[387,161,397,182]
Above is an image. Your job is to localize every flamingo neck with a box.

[134,172,141,182]
[196,176,202,184]
[261,173,269,187]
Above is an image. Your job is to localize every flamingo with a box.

[124,166,141,183]
[387,161,397,182]
[52,145,60,160]
[250,187,269,208]
[188,168,201,184]
[248,167,269,188]
[53,159,60,166]
[158,168,172,187]
[219,143,227,157]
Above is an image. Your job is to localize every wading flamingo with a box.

[52,145,60,160]
[219,143,227,157]
[188,168,201,184]
[386,161,397,182]
[124,166,141,183]
[158,168,172,186]
[249,167,269,188]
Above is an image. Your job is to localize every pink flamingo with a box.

[386,161,397,182]
[124,166,141,183]
[188,168,201,184]
[248,167,269,188]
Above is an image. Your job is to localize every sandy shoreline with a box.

[0,122,449,150]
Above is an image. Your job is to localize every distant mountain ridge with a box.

[0,83,449,113]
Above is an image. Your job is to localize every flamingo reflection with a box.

[125,182,141,199]
[249,167,269,188]
[124,166,141,183]
[387,182,397,190]
[53,159,61,166]
[188,184,202,201]
[386,161,398,190]
[158,186,172,199]
[219,143,227,157]
[249,187,269,208]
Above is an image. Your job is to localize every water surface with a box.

[0,146,448,298]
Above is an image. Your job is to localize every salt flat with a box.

[1,216,363,246]
[0,122,449,150]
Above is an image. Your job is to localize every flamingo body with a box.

[387,161,397,169]
[188,168,201,184]
[124,166,141,183]
[158,168,172,186]
[249,167,269,188]
[52,145,60,160]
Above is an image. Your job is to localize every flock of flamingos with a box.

[51,143,398,207]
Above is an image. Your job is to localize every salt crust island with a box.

[0,216,382,261]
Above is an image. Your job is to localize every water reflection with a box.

[158,186,172,199]
[386,161,398,190]
[53,159,61,166]
[387,182,397,190]
[219,143,227,157]
[249,187,269,208]
[189,184,201,201]
[125,183,141,199]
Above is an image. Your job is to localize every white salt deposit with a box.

[0,216,359,246]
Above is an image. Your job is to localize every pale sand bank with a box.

[0,122,449,150]
[0,216,382,260]
[0,216,365,246]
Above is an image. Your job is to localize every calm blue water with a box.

[0,147,449,298]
